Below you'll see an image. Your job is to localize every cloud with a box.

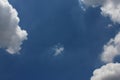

[80,0,120,80]
[0,0,27,54]
[79,0,86,11]
[101,0,120,24]
[52,44,64,56]
[100,0,120,63]
[80,0,120,23]
[80,0,120,63]
[91,63,120,80]
[107,24,113,28]
[101,32,120,63]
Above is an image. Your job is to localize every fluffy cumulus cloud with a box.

[91,63,120,80]
[0,0,27,54]
[101,0,120,24]
[101,32,120,63]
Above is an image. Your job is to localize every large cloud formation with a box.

[0,0,27,54]
[80,0,120,80]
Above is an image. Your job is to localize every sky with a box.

[0,0,120,80]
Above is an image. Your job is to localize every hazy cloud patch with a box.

[51,43,64,56]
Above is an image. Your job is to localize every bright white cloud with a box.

[101,0,120,24]
[91,63,120,80]
[52,44,64,56]
[0,0,27,54]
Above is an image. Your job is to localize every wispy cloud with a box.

[52,43,64,56]
[79,0,86,11]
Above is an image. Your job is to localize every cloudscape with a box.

[81,0,120,80]
[0,0,120,80]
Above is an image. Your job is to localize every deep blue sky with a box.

[0,0,120,80]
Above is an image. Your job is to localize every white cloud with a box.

[0,0,27,54]
[101,0,120,24]
[91,63,120,80]
[80,0,120,80]
[52,44,64,56]
[80,0,120,23]
[80,0,120,63]
[101,32,120,63]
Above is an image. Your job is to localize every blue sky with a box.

[0,0,120,80]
